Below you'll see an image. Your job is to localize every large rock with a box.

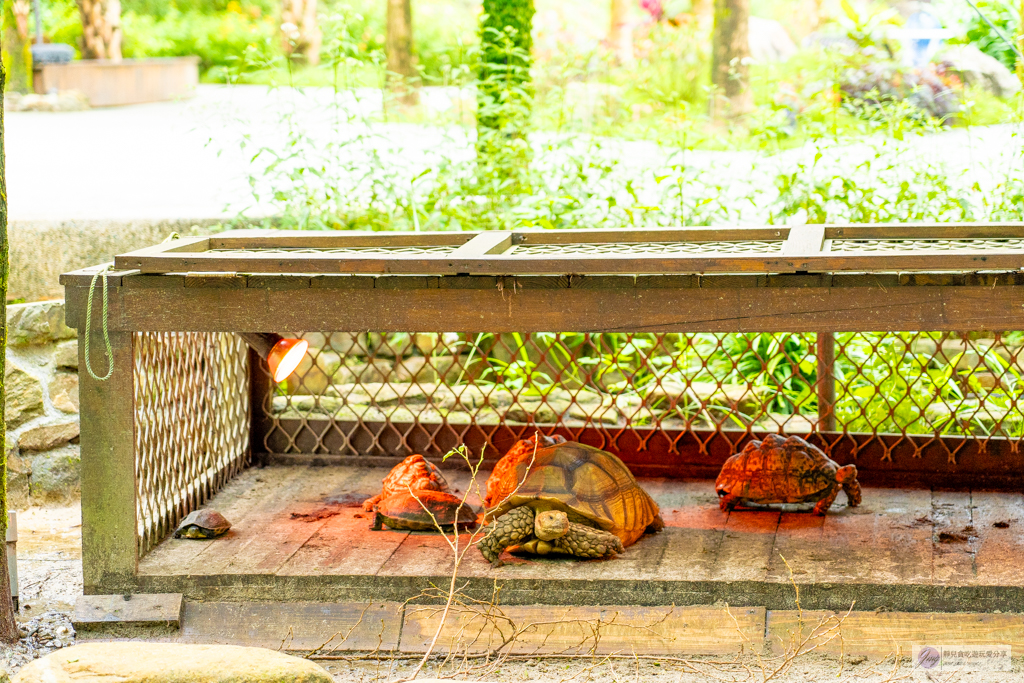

[6,301,76,347]
[4,365,44,429]
[55,339,79,370]
[50,372,80,413]
[30,444,81,495]
[939,45,1021,97]
[19,420,80,452]
[749,17,798,62]
[12,642,332,683]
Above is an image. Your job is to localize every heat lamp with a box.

[238,333,309,383]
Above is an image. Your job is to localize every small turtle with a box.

[479,441,663,566]
[371,489,477,531]
[362,454,450,512]
[483,433,567,509]
[715,434,862,516]
[174,509,232,539]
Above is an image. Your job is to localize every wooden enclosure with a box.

[34,57,199,106]
[62,225,1024,608]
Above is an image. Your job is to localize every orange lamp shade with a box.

[237,333,309,383]
[268,337,309,383]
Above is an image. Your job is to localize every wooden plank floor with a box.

[136,465,1024,611]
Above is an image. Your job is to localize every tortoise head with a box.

[835,464,857,484]
[535,510,570,541]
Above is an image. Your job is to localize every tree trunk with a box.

[711,0,752,117]
[2,0,31,93]
[77,0,122,60]
[608,0,632,64]
[0,61,23,646]
[280,0,321,66]
[385,0,416,102]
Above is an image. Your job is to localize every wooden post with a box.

[816,332,836,433]
[248,347,272,466]
[79,322,137,594]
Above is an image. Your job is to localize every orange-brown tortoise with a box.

[483,433,566,509]
[365,454,475,531]
[715,434,862,516]
[479,441,663,566]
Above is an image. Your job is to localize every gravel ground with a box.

[0,505,82,677]
[313,653,1024,682]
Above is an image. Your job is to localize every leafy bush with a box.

[122,7,278,72]
[959,0,1019,70]
[841,62,962,124]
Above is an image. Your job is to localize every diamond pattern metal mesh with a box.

[134,332,250,554]
[259,330,1024,465]
[829,238,1024,253]
[512,240,783,255]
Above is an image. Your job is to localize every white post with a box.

[6,511,17,611]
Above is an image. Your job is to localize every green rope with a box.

[84,264,114,381]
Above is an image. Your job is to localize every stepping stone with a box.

[12,642,332,682]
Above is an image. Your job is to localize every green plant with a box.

[959,0,1020,70]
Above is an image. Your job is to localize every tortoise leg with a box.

[552,522,625,559]
[842,479,862,507]
[812,485,840,516]
[718,492,741,512]
[479,506,535,567]
[836,465,862,507]
[362,493,382,512]
[370,511,384,531]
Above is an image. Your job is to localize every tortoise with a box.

[362,454,450,512]
[371,489,477,531]
[479,441,663,566]
[715,434,862,516]
[174,509,232,539]
[483,433,567,509]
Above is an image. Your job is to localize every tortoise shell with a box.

[374,490,477,531]
[487,442,663,547]
[174,509,231,539]
[484,434,566,509]
[716,434,839,504]
[363,454,450,512]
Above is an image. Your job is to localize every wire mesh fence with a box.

[134,332,251,554]
[258,330,1024,466]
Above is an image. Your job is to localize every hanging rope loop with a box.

[84,264,114,381]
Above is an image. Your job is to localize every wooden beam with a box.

[782,225,825,256]
[448,231,515,257]
[79,328,138,594]
[113,249,1024,276]
[62,278,1024,334]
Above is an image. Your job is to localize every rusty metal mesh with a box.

[134,332,250,554]
[829,238,1024,252]
[259,331,1024,463]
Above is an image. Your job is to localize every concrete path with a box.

[5,85,1024,222]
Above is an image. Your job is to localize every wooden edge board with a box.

[115,237,210,259]
[826,223,1024,239]
[73,593,183,629]
[113,250,1024,276]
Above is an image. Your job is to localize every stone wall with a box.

[5,301,81,500]
[8,219,219,302]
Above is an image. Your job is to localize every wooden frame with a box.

[113,224,1024,276]
[62,225,1024,597]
